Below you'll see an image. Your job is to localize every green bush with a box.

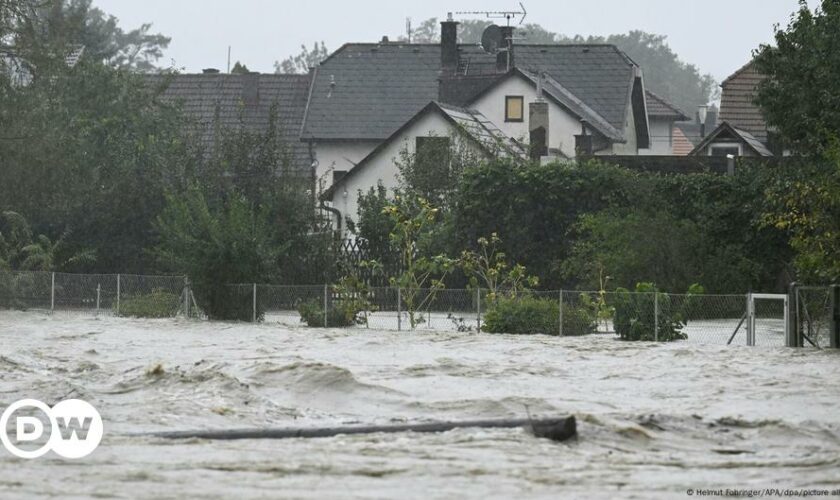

[482,295,595,336]
[613,283,702,342]
[118,290,181,318]
[297,299,357,328]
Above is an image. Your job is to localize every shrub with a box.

[118,290,181,318]
[298,299,357,328]
[482,295,595,336]
[613,282,702,342]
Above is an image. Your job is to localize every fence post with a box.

[559,290,564,337]
[96,284,101,317]
[252,283,257,323]
[323,284,328,328]
[746,292,753,346]
[397,287,402,332]
[184,277,191,319]
[476,288,481,332]
[654,292,659,342]
[786,282,798,348]
[50,272,55,313]
[831,285,840,349]
[116,274,121,316]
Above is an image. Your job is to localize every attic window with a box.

[505,96,524,122]
[709,144,742,157]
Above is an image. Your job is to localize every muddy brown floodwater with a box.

[1,312,839,499]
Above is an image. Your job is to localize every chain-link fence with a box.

[795,286,837,348]
[0,271,187,318]
[2,271,838,348]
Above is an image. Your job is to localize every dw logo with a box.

[0,399,104,459]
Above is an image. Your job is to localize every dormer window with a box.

[505,96,524,122]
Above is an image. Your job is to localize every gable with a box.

[719,61,769,143]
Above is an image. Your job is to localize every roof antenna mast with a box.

[456,2,527,26]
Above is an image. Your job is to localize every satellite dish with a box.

[481,25,504,54]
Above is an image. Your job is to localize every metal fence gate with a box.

[747,293,788,347]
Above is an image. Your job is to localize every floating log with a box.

[145,416,576,443]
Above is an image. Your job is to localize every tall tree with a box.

[754,1,840,282]
[754,0,840,156]
[8,0,170,75]
[274,41,328,74]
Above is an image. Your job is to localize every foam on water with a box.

[1,311,839,498]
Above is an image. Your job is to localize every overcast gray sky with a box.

[93,0,818,82]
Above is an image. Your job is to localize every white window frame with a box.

[708,142,743,157]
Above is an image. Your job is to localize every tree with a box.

[274,41,328,74]
[230,61,250,74]
[10,0,170,75]
[754,0,840,156]
[382,196,455,328]
[0,59,198,273]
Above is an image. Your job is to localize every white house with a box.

[300,18,678,235]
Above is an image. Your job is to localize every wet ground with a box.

[1,312,839,499]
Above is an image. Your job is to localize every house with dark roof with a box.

[642,90,690,155]
[308,18,683,234]
[146,70,313,174]
[149,17,690,236]
[689,60,778,158]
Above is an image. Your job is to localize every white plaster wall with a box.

[638,118,673,155]
[311,141,379,194]
[603,100,638,155]
[470,77,584,159]
[329,112,474,235]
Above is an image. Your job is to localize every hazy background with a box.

[92,0,818,81]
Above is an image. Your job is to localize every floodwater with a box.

[0,312,839,499]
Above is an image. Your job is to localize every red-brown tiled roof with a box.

[719,61,768,144]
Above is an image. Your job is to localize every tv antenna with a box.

[456,2,528,26]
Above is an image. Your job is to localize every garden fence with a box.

[1,271,837,348]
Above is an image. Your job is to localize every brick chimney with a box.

[440,13,459,73]
[497,26,514,72]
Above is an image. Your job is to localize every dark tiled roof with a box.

[519,70,624,142]
[645,90,689,120]
[145,73,312,173]
[719,61,768,143]
[302,43,637,141]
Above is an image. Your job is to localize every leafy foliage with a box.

[482,295,595,336]
[613,283,704,342]
[754,0,840,156]
[154,186,281,320]
[459,233,538,301]
[455,159,789,293]
[9,0,170,75]
[118,289,180,318]
[275,41,329,74]
[383,196,455,328]
[0,60,198,273]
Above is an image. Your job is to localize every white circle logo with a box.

[0,399,103,459]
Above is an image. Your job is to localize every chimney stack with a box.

[440,13,459,73]
[530,73,549,160]
[497,26,514,72]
